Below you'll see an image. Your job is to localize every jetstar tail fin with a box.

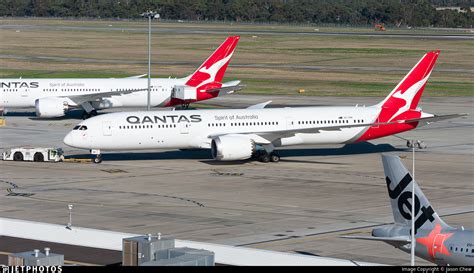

[382,154,450,234]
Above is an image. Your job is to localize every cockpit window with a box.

[73,125,80,130]
[79,126,88,131]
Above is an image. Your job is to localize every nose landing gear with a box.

[91,149,102,164]
[93,154,102,164]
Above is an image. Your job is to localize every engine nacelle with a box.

[211,135,255,161]
[35,97,69,118]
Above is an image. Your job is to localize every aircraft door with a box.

[102,121,112,136]
[180,123,190,134]
[286,117,295,130]
[21,87,29,98]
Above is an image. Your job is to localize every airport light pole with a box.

[67,204,73,230]
[142,11,158,111]
[411,144,416,266]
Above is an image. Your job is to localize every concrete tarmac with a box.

[0,95,472,265]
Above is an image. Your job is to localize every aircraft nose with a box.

[63,132,75,147]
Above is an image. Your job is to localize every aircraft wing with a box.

[65,87,151,105]
[341,235,411,248]
[208,120,384,144]
[208,108,467,145]
[204,80,244,94]
[247,101,272,109]
[124,74,147,79]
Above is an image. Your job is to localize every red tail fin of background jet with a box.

[185,36,240,90]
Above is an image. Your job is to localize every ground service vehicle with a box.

[2,147,64,162]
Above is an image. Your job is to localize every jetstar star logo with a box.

[416,223,454,260]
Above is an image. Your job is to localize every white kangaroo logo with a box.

[388,73,430,121]
[196,51,234,90]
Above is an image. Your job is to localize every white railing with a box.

[0,217,380,266]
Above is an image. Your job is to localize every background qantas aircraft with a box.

[0,36,241,119]
[63,50,466,163]
[343,155,474,266]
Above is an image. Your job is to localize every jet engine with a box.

[211,135,255,161]
[35,97,69,118]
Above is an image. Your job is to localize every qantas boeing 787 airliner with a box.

[63,50,466,163]
[0,36,241,119]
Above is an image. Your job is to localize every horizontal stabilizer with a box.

[397,113,468,126]
[247,101,272,109]
[204,80,244,94]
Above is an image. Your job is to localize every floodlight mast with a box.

[141,10,158,111]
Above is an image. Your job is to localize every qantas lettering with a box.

[0,81,39,89]
[126,115,202,124]
[386,174,435,234]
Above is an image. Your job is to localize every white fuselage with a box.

[64,106,381,151]
[0,78,185,109]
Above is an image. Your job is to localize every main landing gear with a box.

[82,110,98,120]
[394,135,427,150]
[254,151,280,163]
[406,139,427,149]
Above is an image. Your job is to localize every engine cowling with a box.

[211,135,255,161]
[35,98,69,118]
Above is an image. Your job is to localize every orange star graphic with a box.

[416,223,454,260]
